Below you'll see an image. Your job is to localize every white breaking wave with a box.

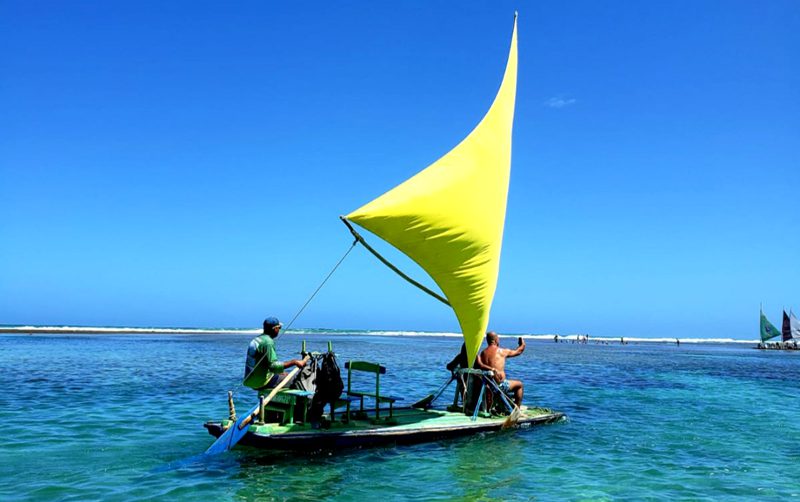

[0,325,759,344]
[0,325,259,335]
[362,330,463,338]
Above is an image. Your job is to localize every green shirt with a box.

[243,335,285,389]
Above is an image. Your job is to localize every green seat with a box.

[256,388,314,425]
[344,361,402,421]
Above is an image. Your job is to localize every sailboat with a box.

[204,15,564,452]
[757,308,794,350]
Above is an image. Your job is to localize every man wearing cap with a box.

[243,317,306,390]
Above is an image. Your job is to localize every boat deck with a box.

[205,406,565,452]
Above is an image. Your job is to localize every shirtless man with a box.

[478,331,525,407]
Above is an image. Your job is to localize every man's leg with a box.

[508,380,523,407]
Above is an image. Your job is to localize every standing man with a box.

[478,331,526,407]
[243,317,306,390]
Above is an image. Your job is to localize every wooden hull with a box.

[204,407,565,452]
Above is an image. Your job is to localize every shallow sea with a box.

[1,333,798,501]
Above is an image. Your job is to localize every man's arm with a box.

[281,359,306,369]
[505,338,526,358]
[267,342,306,371]
[474,352,494,372]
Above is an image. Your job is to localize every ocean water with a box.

[1,332,798,501]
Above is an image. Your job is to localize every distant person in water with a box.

[479,332,526,407]
[243,317,306,390]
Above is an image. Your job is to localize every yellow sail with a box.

[346,17,518,365]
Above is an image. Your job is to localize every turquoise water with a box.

[2,333,798,500]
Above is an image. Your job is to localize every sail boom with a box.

[341,216,451,307]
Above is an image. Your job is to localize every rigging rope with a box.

[340,216,451,307]
[231,214,450,401]
[231,239,357,399]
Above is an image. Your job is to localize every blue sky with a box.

[1,1,798,338]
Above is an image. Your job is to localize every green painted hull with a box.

[204,406,565,452]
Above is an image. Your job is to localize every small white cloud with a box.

[544,96,576,108]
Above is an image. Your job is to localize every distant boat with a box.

[757,308,798,350]
[205,14,564,453]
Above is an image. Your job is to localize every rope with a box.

[430,374,455,405]
[281,240,357,333]
[231,240,357,399]
[339,216,451,307]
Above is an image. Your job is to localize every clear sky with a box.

[1,1,798,338]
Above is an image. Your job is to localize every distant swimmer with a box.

[554,335,559,343]
[479,332,525,407]
[676,338,680,346]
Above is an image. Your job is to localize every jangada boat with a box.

[755,309,800,350]
[204,14,564,454]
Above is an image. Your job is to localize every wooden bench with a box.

[344,361,402,421]
[329,395,360,422]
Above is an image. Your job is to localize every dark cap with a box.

[263,317,282,331]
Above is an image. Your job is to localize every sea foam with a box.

[0,325,760,343]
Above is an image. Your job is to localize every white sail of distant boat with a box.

[791,310,800,340]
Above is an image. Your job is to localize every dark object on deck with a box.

[292,355,318,393]
[308,352,344,423]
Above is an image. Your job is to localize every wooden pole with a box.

[227,391,237,421]
[258,395,266,424]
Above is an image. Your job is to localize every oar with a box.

[411,375,454,409]
[502,403,522,430]
[205,356,309,455]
